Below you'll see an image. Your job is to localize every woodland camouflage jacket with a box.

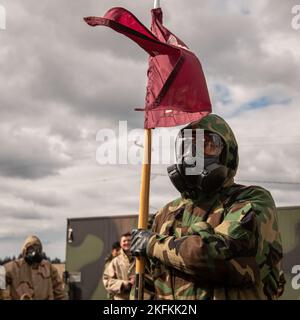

[145,114,285,300]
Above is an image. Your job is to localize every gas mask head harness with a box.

[167,128,228,197]
[24,244,44,265]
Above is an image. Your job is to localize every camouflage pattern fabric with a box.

[0,289,10,300]
[4,235,66,300]
[63,210,296,300]
[102,254,115,299]
[145,114,284,300]
[103,249,134,300]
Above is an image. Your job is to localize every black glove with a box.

[130,229,154,257]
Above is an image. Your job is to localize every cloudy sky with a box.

[0,0,299,260]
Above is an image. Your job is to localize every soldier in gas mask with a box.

[131,114,285,300]
[3,235,66,300]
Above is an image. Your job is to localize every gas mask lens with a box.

[203,132,224,157]
[176,129,204,166]
[176,130,224,165]
[169,129,227,195]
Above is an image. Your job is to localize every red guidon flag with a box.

[84,7,212,128]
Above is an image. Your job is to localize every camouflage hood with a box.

[21,235,43,257]
[185,113,239,186]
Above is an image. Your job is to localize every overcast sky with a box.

[0,0,299,259]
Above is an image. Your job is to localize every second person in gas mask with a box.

[3,235,66,300]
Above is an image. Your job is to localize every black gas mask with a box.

[167,129,228,196]
[24,245,44,265]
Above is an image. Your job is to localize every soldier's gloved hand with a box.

[130,229,154,257]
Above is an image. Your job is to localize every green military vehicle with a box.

[64,207,300,300]
[65,215,139,300]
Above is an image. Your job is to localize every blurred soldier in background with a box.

[0,265,8,300]
[103,241,121,272]
[103,232,134,300]
[102,241,121,299]
[131,114,285,300]
[3,235,66,300]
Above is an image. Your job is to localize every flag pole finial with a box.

[154,0,160,9]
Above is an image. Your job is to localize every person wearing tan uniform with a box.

[103,241,121,274]
[0,265,8,300]
[103,232,134,300]
[3,235,66,300]
[102,241,121,300]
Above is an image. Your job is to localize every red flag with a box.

[84,7,211,128]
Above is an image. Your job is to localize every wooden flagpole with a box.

[135,128,151,300]
[134,0,160,302]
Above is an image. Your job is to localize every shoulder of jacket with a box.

[157,197,189,216]
[40,260,56,274]
[110,254,121,263]
[4,259,23,271]
[107,255,123,270]
[234,185,274,203]
[104,255,112,263]
[40,259,51,266]
[225,185,276,217]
